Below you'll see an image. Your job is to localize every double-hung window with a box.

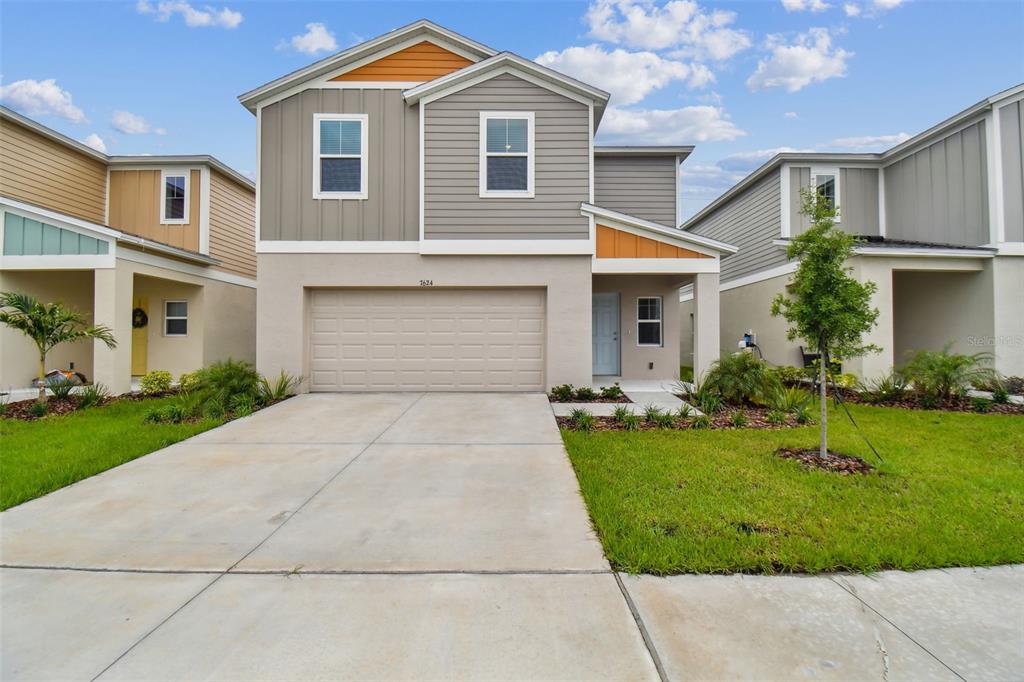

[480,112,534,198]
[637,297,663,347]
[811,167,840,219]
[314,113,368,199]
[160,170,189,224]
[164,300,188,337]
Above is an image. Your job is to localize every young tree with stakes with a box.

[0,292,117,403]
[771,189,879,457]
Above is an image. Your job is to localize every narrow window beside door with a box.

[637,297,662,347]
[164,300,188,337]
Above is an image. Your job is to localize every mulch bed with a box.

[2,396,84,420]
[549,395,633,404]
[557,407,804,432]
[776,447,874,475]
[834,389,1023,415]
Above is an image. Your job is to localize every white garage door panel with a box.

[309,288,545,391]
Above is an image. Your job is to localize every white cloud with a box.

[535,45,713,105]
[781,0,830,12]
[873,0,905,9]
[746,28,852,92]
[599,104,746,144]
[586,0,751,61]
[111,110,166,135]
[280,22,338,55]
[0,78,85,123]
[81,133,107,153]
[136,0,242,29]
[828,132,910,149]
[784,111,800,119]
[717,146,815,171]
[844,3,862,16]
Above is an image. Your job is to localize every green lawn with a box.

[562,404,1024,575]
[1,397,222,510]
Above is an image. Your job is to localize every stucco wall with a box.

[593,275,681,380]
[0,270,95,389]
[256,253,592,391]
[132,274,205,379]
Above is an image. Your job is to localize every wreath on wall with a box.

[132,308,149,329]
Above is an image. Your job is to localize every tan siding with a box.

[108,169,201,251]
[0,118,107,222]
[330,41,473,82]
[209,170,256,278]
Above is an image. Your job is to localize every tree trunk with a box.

[37,352,47,404]
[819,350,828,457]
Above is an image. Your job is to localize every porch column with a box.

[692,272,720,380]
[92,267,133,394]
[845,257,894,379]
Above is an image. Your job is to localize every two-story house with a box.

[241,20,735,392]
[679,84,1024,380]
[0,106,257,394]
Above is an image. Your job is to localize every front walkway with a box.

[1,393,1020,680]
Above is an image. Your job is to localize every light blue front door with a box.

[593,293,620,376]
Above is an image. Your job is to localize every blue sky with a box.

[2,0,1022,220]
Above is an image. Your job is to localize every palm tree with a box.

[0,292,117,403]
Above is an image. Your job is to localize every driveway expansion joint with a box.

[615,573,670,682]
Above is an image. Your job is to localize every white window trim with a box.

[479,111,535,199]
[810,166,841,223]
[313,113,368,200]
[163,300,188,337]
[636,296,663,348]
[159,169,190,225]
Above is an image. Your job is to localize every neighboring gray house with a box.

[240,20,735,392]
[680,84,1024,379]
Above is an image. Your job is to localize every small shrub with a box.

[231,393,256,417]
[676,403,694,418]
[568,408,595,432]
[971,397,992,413]
[599,383,625,400]
[28,400,48,418]
[643,404,663,421]
[178,371,201,393]
[612,405,632,423]
[140,370,173,395]
[202,397,226,420]
[574,386,598,401]
[49,378,76,400]
[730,410,748,427]
[991,385,1010,405]
[903,345,994,403]
[918,393,940,410]
[704,353,781,405]
[860,371,909,404]
[651,411,676,429]
[771,365,804,385]
[145,393,203,424]
[793,404,814,424]
[549,384,575,402]
[767,409,786,425]
[194,359,260,407]
[696,391,723,415]
[258,370,301,403]
[831,372,859,390]
[77,383,110,409]
[621,413,641,431]
[767,385,812,413]
[689,414,712,429]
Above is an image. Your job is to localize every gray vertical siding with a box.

[594,155,677,226]
[999,100,1024,242]
[423,73,590,240]
[883,119,989,246]
[260,89,419,241]
[790,166,878,236]
[689,170,785,282]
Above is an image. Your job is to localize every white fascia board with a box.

[0,254,116,270]
[993,243,1024,256]
[592,258,720,275]
[199,166,211,254]
[681,262,799,300]
[581,203,737,255]
[854,246,995,259]
[779,162,791,238]
[116,248,256,288]
[419,239,593,255]
[257,240,420,254]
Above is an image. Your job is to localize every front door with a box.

[592,293,620,376]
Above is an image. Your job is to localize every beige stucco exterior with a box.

[593,274,683,381]
[257,253,593,391]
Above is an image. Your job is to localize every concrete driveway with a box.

[2,393,1021,681]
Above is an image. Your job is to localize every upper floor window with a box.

[479,112,534,198]
[160,170,189,224]
[314,113,368,200]
[811,167,840,220]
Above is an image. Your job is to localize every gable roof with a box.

[238,20,497,112]
[581,203,737,256]
[403,51,610,124]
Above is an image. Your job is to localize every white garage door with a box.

[308,288,545,391]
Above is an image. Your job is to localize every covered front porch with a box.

[581,204,736,384]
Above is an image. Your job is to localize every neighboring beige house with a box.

[0,106,257,394]
[240,20,735,392]
[680,84,1024,379]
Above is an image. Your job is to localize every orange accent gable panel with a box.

[595,224,711,259]
[330,41,474,82]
